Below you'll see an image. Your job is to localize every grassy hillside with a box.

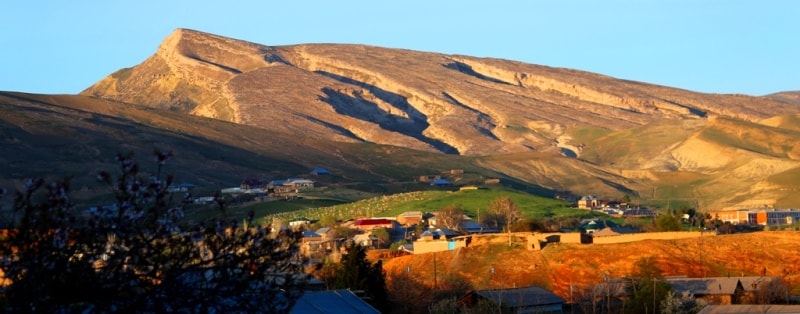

[3,90,800,216]
[0,93,530,205]
[699,116,800,159]
[259,188,601,224]
[576,119,700,167]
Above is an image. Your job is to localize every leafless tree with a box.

[754,276,790,304]
[436,205,466,231]
[487,196,522,246]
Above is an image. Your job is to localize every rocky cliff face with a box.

[82,29,798,156]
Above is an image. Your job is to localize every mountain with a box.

[0,91,490,197]
[3,28,800,211]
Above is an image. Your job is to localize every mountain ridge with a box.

[2,28,799,211]
[81,28,798,156]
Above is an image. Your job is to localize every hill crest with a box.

[1,28,798,210]
[82,28,799,156]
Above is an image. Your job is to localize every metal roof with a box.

[698,305,800,314]
[472,286,566,308]
[666,277,743,295]
[738,276,777,292]
[290,289,380,314]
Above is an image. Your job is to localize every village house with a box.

[459,285,566,314]
[708,208,800,226]
[579,218,608,234]
[594,276,781,306]
[578,195,600,209]
[288,217,312,229]
[353,233,378,248]
[315,227,335,241]
[353,218,395,231]
[430,178,452,187]
[418,175,440,183]
[709,209,752,225]
[306,227,338,255]
[267,178,316,195]
[461,220,501,234]
[623,207,655,218]
[420,228,461,240]
[395,211,423,226]
[192,196,215,205]
[300,230,323,256]
[167,183,196,193]
[309,167,330,176]
[752,209,800,225]
[484,178,501,185]
[738,276,782,304]
[412,230,468,254]
[666,277,746,305]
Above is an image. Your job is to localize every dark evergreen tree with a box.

[656,214,683,231]
[331,242,389,312]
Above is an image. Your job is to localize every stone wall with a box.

[413,238,468,255]
[591,231,716,244]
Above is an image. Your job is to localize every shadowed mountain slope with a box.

[0,92,501,204]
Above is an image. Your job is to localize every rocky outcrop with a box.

[82,28,800,156]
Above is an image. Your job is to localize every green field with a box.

[259,187,604,224]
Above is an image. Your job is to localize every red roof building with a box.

[353,218,394,230]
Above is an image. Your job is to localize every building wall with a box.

[355,223,393,231]
[711,209,800,226]
[756,210,800,225]
[525,232,585,250]
[699,294,733,305]
[591,231,716,244]
[413,239,468,254]
[710,210,751,224]
[396,216,422,225]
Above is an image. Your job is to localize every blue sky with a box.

[2,1,798,96]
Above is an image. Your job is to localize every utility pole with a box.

[653,279,656,314]
[433,252,437,295]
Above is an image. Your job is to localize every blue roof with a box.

[290,289,380,314]
[311,167,330,174]
[430,178,451,185]
[303,231,321,238]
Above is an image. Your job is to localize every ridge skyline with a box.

[0,28,795,211]
[3,1,799,96]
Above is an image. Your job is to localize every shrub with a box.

[0,152,307,313]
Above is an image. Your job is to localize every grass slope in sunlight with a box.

[260,188,602,223]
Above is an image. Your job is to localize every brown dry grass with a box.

[381,232,800,300]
